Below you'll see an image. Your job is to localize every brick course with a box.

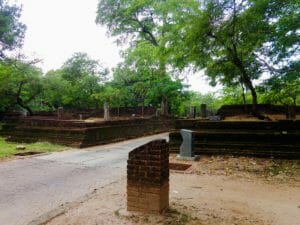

[127,139,169,213]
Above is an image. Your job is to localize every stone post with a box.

[57,107,63,120]
[179,129,194,158]
[190,106,196,119]
[200,104,207,118]
[127,139,169,214]
[104,102,110,121]
[286,105,296,120]
[161,100,168,116]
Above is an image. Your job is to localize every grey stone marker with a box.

[104,102,110,121]
[177,129,199,160]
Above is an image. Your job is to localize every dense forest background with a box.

[0,0,299,116]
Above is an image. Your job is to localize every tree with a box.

[0,0,26,59]
[41,53,109,110]
[0,59,43,114]
[168,0,299,111]
[96,0,186,114]
[259,71,300,106]
[111,41,183,115]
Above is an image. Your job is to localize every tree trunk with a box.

[241,83,246,105]
[233,58,257,111]
[17,97,33,116]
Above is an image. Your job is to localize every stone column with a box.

[286,105,296,120]
[179,129,194,157]
[127,139,169,214]
[104,102,110,121]
[200,104,207,118]
[190,106,196,119]
[57,107,63,120]
[161,99,168,116]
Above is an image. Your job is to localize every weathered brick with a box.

[127,139,169,214]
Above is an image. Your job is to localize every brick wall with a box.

[127,139,169,214]
[217,104,300,117]
[170,121,300,159]
[0,118,174,148]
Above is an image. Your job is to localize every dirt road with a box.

[0,133,168,225]
[46,156,300,225]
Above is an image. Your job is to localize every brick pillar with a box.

[127,139,169,214]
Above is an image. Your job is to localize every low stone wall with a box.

[127,139,169,213]
[0,118,174,148]
[170,121,300,159]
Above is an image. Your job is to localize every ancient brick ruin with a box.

[0,118,174,148]
[170,120,300,159]
[127,139,169,213]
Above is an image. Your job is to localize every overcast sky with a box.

[10,0,219,93]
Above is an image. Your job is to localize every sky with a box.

[10,0,220,93]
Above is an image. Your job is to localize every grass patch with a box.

[0,136,67,159]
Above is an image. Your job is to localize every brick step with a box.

[175,120,300,131]
[193,148,300,159]
[170,142,299,151]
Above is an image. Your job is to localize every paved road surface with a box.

[0,133,168,225]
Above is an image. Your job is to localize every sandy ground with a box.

[46,155,300,225]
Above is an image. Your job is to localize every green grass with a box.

[0,136,67,159]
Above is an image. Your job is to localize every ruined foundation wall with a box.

[170,121,300,159]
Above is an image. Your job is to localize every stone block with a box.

[179,129,194,157]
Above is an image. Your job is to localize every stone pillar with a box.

[286,105,296,120]
[179,129,194,157]
[200,104,207,118]
[190,106,196,119]
[104,102,110,121]
[161,99,168,116]
[57,107,63,120]
[127,139,169,214]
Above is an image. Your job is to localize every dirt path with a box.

[46,156,300,225]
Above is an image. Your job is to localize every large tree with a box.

[0,0,26,59]
[0,59,43,114]
[42,53,109,110]
[96,0,187,114]
[168,0,299,110]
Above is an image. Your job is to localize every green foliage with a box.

[42,52,109,110]
[0,0,26,58]
[0,59,43,114]
[167,0,299,107]
[110,42,183,113]
[259,75,300,106]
